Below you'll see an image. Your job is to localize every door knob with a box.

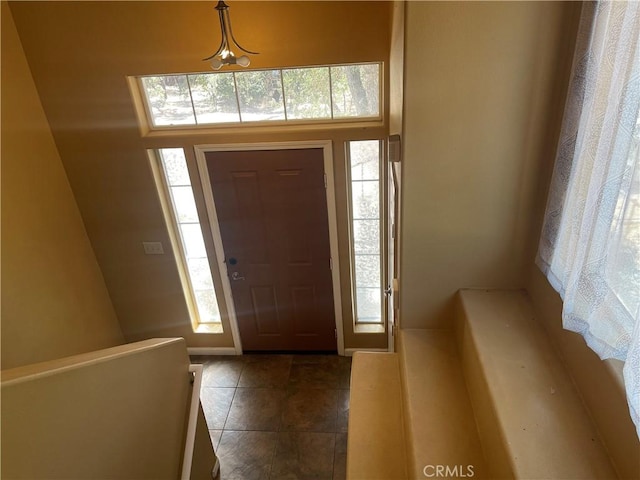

[231,271,245,281]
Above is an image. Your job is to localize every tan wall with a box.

[400,1,578,328]
[389,1,405,137]
[8,1,392,350]
[1,338,206,479]
[1,2,124,369]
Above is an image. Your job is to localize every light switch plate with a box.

[143,241,164,255]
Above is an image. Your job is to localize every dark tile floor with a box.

[191,354,351,480]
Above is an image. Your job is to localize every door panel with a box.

[250,286,280,335]
[206,149,336,351]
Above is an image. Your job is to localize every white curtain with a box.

[537,1,640,438]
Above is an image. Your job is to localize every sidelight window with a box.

[347,140,383,325]
[150,148,223,333]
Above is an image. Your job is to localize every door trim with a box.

[194,141,345,356]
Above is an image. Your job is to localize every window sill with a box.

[354,323,385,334]
[194,323,224,334]
[142,118,384,138]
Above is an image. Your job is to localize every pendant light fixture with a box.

[203,1,258,70]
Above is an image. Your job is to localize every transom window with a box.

[138,62,380,128]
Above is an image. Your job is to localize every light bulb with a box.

[237,55,250,67]
[210,57,223,70]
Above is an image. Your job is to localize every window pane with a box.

[352,181,379,219]
[157,148,223,330]
[353,219,379,254]
[187,257,214,291]
[350,141,380,180]
[607,142,640,315]
[139,63,380,129]
[331,64,380,118]
[235,70,285,122]
[356,288,381,321]
[171,186,199,223]
[141,76,195,126]
[282,67,331,120]
[188,73,240,124]
[194,289,221,323]
[180,224,207,259]
[349,139,383,325]
[355,255,381,288]
[159,148,191,186]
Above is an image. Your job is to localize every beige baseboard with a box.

[343,348,389,357]
[187,347,238,356]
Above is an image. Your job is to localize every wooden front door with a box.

[205,148,336,351]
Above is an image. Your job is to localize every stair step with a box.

[399,329,487,479]
[456,289,616,479]
[347,352,408,480]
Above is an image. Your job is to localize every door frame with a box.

[194,141,345,356]
[387,135,401,353]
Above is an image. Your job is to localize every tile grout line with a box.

[331,388,340,480]
[220,359,244,433]
[265,428,280,480]
[267,359,290,480]
[331,432,339,480]
[202,355,351,479]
